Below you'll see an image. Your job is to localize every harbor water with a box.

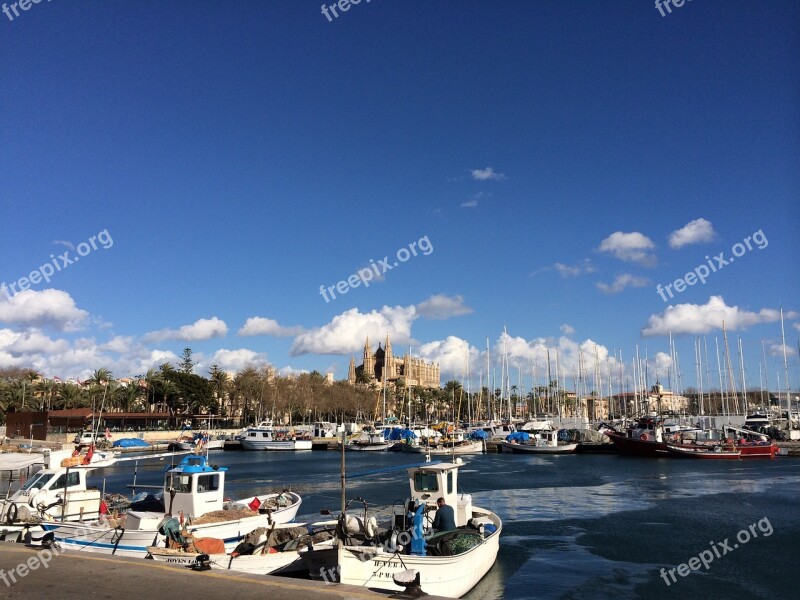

[96,451,799,599]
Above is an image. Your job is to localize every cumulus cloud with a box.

[668,218,716,248]
[598,231,656,266]
[0,327,180,381]
[560,324,575,335]
[203,348,269,372]
[489,330,622,385]
[415,295,473,320]
[0,289,88,331]
[238,317,304,337]
[471,167,506,181]
[290,305,417,356]
[144,317,228,343]
[642,296,786,336]
[417,336,478,378]
[596,274,650,294]
[460,200,479,208]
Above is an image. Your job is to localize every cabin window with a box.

[51,471,80,489]
[20,472,53,492]
[446,471,453,494]
[196,474,220,493]
[414,472,439,492]
[169,474,192,493]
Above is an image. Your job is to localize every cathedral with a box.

[348,335,440,389]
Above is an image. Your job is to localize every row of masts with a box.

[450,313,796,423]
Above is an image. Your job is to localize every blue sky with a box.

[1,1,798,395]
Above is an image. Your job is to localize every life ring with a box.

[640,434,648,441]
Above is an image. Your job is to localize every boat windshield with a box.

[414,472,439,493]
[167,474,192,493]
[20,471,54,492]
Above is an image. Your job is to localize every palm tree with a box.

[116,383,145,413]
[208,365,230,416]
[142,369,162,411]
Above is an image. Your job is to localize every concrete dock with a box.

[0,543,449,599]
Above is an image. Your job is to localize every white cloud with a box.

[0,289,88,331]
[238,317,304,337]
[144,317,228,343]
[560,324,575,335]
[489,330,622,386]
[0,328,180,381]
[768,343,796,357]
[278,365,309,377]
[471,167,506,181]
[99,335,134,353]
[793,323,800,332]
[52,239,75,251]
[551,259,596,278]
[290,305,416,356]
[204,348,269,372]
[596,274,650,294]
[415,295,473,320]
[598,231,656,266]
[668,218,716,249]
[460,200,478,208]
[642,296,786,336]
[417,336,478,379]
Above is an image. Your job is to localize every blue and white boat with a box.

[41,454,301,557]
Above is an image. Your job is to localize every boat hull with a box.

[342,443,393,452]
[240,440,312,451]
[41,497,301,558]
[399,441,484,455]
[500,441,577,454]
[666,444,741,459]
[148,547,305,574]
[606,432,669,457]
[304,510,501,598]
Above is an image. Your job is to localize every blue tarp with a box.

[470,430,489,440]
[384,427,418,440]
[505,431,530,443]
[112,438,151,448]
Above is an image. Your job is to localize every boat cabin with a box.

[406,460,473,528]
[163,455,227,518]
[7,464,100,521]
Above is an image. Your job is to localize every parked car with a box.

[73,430,108,446]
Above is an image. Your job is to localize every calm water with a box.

[96,450,799,599]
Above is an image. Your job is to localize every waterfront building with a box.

[348,335,440,389]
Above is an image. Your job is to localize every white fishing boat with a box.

[399,440,484,456]
[0,455,106,541]
[301,459,502,598]
[240,422,313,451]
[341,428,393,451]
[501,430,578,454]
[147,522,337,574]
[40,454,302,557]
